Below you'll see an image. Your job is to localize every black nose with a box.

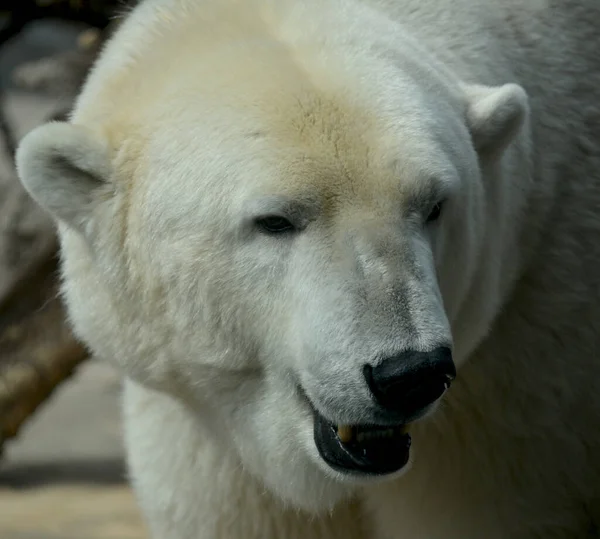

[363,346,456,420]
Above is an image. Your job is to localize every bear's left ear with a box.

[462,82,529,155]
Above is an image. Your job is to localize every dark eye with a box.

[255,215,296,234]
[426,202,443,223]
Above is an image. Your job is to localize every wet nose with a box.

[363,346,456,420]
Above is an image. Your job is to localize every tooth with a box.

[337,425,354,443]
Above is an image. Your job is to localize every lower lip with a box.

[313,412,412,476]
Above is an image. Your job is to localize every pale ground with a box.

[0,19,148,539]
[0,362,147,539]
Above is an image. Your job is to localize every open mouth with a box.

[307,348,455,475]
[313,411,412,476]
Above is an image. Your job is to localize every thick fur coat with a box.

[16,0,600,537]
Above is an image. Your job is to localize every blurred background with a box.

[0,1,147,537]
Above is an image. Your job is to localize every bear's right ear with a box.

[16,122,113,232]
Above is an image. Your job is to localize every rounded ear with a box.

[16,121,113,232]
[463,82,529,155]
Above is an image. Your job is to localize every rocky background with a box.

[0,5,147,538]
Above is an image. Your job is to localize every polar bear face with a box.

[16,33,528,512]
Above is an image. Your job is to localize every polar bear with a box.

[15,0,600,537]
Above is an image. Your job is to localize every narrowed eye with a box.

[255,215,296,234]
[426,202,444,223]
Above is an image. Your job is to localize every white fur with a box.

[15,0,600,537]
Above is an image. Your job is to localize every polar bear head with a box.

[16,2,528,513]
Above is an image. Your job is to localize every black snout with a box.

[363,346,456,421]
